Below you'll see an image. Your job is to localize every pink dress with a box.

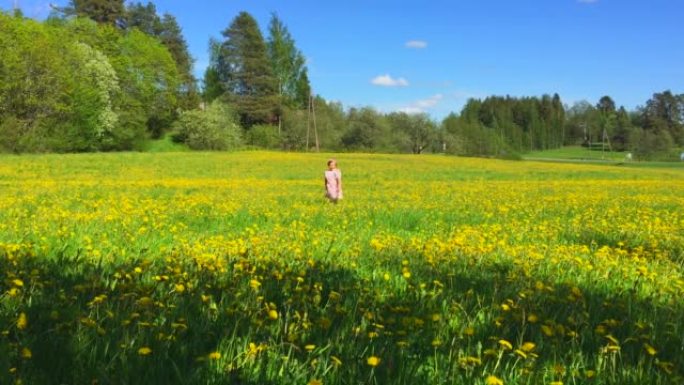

[324,169,342,200]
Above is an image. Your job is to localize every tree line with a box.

[1,3,682,159]
[0,0,195,152]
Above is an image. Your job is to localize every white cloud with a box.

[398,94,444,114]
[405,40,427,49]
[371,74,409,87]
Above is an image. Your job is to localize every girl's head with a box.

[327,159,337,170]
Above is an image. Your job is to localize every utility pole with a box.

[306,97,310,151]
[306,92,319,152]
[312,94,319,152]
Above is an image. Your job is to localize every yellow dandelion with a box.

[367,355,381,367]
[463,327,475,336]
[644,343,657,356]
[249,279,261,290]
[498,339,513,350]
[527,314,539,323]
[21,347,32,359]
[514,349,527,359]
[174,283,185,293]
[305,344,316,352]
[485,375,504,385]
[550,382,563,385]
[138,347,152,356]
[308,380,323,385]
[16,313,27,330]
[208,351,221,360]
[12,279,24,287]
[268,309,279,320]
[521,342,536,352]
[585,370,596,378]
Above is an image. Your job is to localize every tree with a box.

[125,2,161,35]
[596,95,616,114]
[158,13,199,109]
[64,18,180,142]
[67,42,121,150]
[596,95,617,150]
[641,90,683,145]
[387,112,436,154]
[202,37,225,102]
[613,106,632,151]
[267,13,310,109]
[62,0,125,27]
[126,3,198,110]
[564,100,598,145]
[342,107,391,151]
[217,12,278,127]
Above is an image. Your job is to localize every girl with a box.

[324,159,343,203]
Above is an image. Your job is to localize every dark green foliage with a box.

[640,90,684,146]
[202,67,225,103]
[630,128,675,160]
[125,2,161,35]
[280,108,309,150]
[440,95,564,157]
[612,107,633,151]
[387,113,437,154]
[342,107,392,151]
[62,0,125,27]
[246,124,281,149]
[217,12,278,127]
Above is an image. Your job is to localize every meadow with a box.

[0,151,683,385]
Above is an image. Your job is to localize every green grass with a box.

[524,146,684,170]
[142,134,190,152]
[525,146,629,161]
[0,151,682,385]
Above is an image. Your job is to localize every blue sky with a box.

[4,0,684,119]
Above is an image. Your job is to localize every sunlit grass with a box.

[1,151,683,384]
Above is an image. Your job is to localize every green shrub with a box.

[172,101,242,151]
[246,124,280,149]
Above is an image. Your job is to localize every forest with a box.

[1,0,682,159]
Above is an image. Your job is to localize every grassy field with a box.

[1,151,683,385]
[525,146,628,162]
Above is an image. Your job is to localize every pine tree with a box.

[126,2,161,35]
[64,0,125,27]
[217,12,278,127]
[158,13,199,109]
